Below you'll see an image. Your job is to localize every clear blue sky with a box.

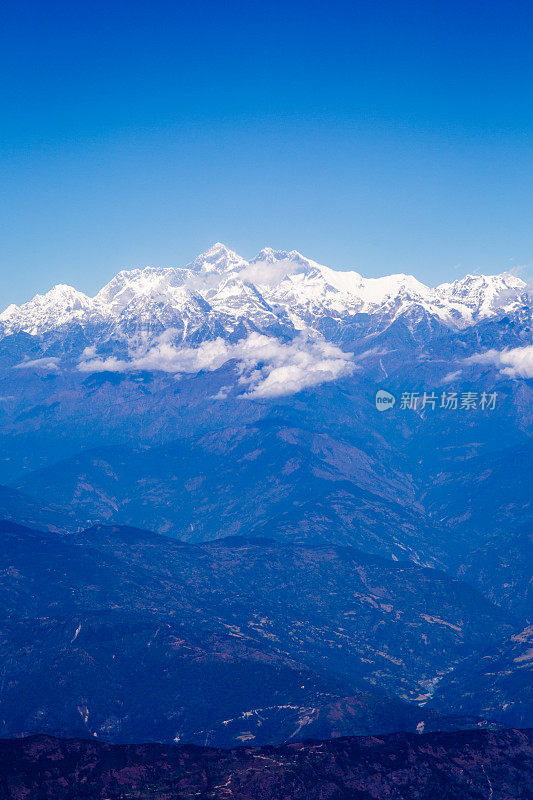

[1,0,532,305]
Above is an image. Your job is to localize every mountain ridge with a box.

[2,729,532,799]
[1,244,529,344]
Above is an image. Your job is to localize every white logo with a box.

[375,389,396,412]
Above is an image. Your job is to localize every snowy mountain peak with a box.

[0,284,93,335]
[0,283,91,317]
[436,272,528,320]
[187,243,247,274]
[0,304,18,320]
[35,283,91,307]
[437,272,526,295]
[251,247,282,262]
[252,247,303,263]
[250,247,323,272]
[95,266,191,312]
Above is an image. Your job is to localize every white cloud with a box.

[78,355,126,373]
[353,347,391,361]
[236,259,301,287]
[441,369,462,384]
[465,345,533,378]
[14,356,60,372]
[78,332,355,398]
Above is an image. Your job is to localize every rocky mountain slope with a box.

[0,521,520,746]
[2,729,532,800]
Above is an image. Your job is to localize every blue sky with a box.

[1,0,532,305]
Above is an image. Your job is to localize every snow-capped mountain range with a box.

[1,243,529,348]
